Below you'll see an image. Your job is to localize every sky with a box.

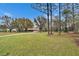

[0,3,45,21]
[0,3,79,22]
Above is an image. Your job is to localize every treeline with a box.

[34,3,79,33]
[0,3,79,33]
[0,15,34,32]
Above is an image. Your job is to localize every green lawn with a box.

[0,32,79,56]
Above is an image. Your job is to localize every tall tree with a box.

[71,3,75,32]
[59,3,62,34]
[1,15,13,32]
[62,3,72,32]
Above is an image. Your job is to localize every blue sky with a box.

[1,3,79,22]
[0,3,45,21]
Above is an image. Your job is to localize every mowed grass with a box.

[0,32,79,56]
[0,32,17,36]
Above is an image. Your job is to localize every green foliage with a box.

[63,9,71,15]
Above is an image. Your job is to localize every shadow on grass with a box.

[3,52,10,56]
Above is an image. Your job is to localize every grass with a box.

[0,32,79,56]
[0,32,17,36]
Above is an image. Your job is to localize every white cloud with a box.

[0,9,13,18]
[3,12,13,17]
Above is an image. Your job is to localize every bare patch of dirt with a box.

[67,32,79,46]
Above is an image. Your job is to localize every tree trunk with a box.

[59,3,61,35]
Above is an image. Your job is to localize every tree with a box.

[12,18,34,32]
[71,3,75,31]
[1,15,13,32]
[73,3,79,33]
[34,16,47,32]
[58,3,62,34]
[62,3,72,32]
